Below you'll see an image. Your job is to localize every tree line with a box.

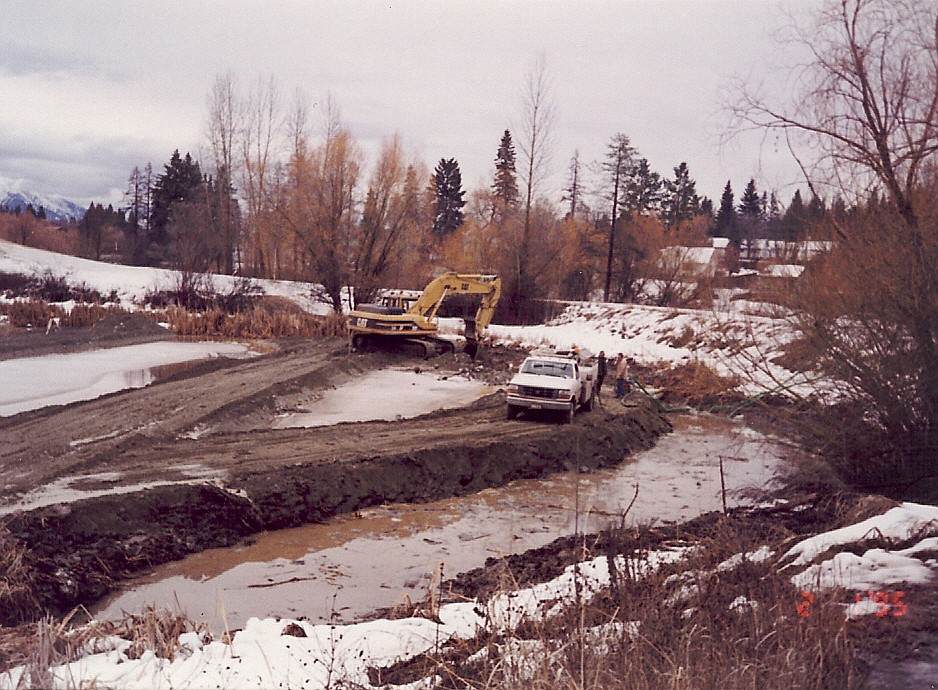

[80,68,834,321]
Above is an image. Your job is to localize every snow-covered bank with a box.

[0,546,687,690]
[786,502,938,606]
[488,301,815,397]
[0,341,252,417]
[0,239,328,313]
[4,502,935,689]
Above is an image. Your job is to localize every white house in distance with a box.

[658,245,721,279]
[656,236,832,285]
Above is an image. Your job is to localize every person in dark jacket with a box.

[595,350,607,401]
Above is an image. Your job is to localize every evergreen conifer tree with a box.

[738,179,763,223]
[621,158,663,217]
[714,181,739,245]
[492,130,518,213]
[782,189,806,241]
[148,150,205,263]
[663,162,701,227]
[432,158,466,238]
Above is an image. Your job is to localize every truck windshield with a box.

[521,360,573,378]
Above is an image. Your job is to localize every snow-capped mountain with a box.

[0,188,86,223]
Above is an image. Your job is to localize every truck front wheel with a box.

[506,404,519,420]
[564,401,575,424]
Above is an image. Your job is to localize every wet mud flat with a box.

[1,394,670,626]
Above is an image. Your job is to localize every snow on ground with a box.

[2,241,816,398]
[487,301,813,396]
[763,264,805,278]
[784,503,938,614]
[273,368,493,428]
[0,547,687,690]
[15,495,933,688]
[0,239,329,313]
[0,341,252,417]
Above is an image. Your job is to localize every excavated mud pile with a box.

[0,337,671,625]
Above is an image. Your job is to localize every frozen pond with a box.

[0,341,252,417]
[274,368,494,428]
[95,413,791,630]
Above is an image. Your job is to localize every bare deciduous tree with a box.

[728,0,938,496]
[728,0,938,225]
[205,72,242,273]
[240,75,282,277]
[280,108,362,313]
[353,134,420,305]
[509,55,556,323]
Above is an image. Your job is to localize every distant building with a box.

[658,245,721,278]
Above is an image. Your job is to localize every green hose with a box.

[629,375,691,414]
[631,369,808,417]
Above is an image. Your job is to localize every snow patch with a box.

[0,341,252,417]
[274,368,493,428]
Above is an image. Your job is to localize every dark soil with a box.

[0,337,671,626]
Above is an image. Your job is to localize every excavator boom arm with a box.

[410,273,501,334]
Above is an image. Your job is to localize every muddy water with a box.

[0,341,251,417]
[94,413,790,630]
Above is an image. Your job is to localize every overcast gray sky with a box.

[1,0,816,209]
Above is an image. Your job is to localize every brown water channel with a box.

[94,413,791,630]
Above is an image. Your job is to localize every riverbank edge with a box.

[0,397,671,629]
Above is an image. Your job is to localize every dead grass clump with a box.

[9,606,212,683]
[650,361,743,409]
[0,301,56,328]
[434,520,863,690]
[162,306,347,339]
[0,526,39,627]
[667,325,700,350]
[114,606,210,661]
[62,303,126,328]
[0,300,128,329]
[770,335,823,372]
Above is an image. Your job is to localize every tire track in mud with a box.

[0,341,348,500]
[0,340,672,625]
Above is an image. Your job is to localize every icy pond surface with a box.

[95,413,791,630]
[0,341,252,417]
[273,368,493,428]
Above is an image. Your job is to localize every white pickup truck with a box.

[506,350,597,423]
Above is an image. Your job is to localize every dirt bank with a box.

[0,339,671,625]
[0,312,172,361]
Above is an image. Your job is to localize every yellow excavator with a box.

[347,272,501,357]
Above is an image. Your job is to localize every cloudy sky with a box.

[1,0,817,209]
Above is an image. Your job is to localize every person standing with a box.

[595,351,607,401]
[614,353,629,399]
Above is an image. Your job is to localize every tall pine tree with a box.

[621,158,663,217]
[781,189,806,241]
[737,178,763,249]
[738,179,763,224]
[432,158,466,239]
[492,130,518,215]
[148,150,205,263]
[714,181,740,246]
[662,162,701,227]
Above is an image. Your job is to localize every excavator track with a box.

[351,333,454,358]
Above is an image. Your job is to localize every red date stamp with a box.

[798,590,908,617]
